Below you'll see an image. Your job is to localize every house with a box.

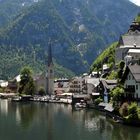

[7,80,18,93]
[115,20,140,63]
[85,78,100,94]
[99,79,117,103]
[34,73,46,93]
[54,78,70,95]
[122,64,140,101]
[69,77,84,94]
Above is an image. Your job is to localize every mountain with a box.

[0,0,41,28]
[0,0,140,79]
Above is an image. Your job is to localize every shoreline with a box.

[0,94,140,127]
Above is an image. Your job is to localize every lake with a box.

[0,99,140,140]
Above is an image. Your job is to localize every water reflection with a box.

[0,100,140,140]
[0,99,8,115]
[15,103,37,129]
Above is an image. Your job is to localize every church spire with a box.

[46,39,54,95]
[48,39,53,67]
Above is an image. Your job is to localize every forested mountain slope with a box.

[0,0,139,79]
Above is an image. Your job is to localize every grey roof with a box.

[86,78,100,87]
[73,94,88,98]
[54,82,69,88]
[128,49,140,53]
[128,64,140,82]
[120,35,140,47]
[101,80,117,90]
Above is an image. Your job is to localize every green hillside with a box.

[0,0,40,28]
[90,42,118,72]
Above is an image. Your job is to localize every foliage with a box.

[135,13,140,23]
[124,102,140,122]
[107,70,118,80]
[128,102,138,117]
[90,42,117,72]
[117,60,125,80]
[138,108,140,119]
[110,85,124,107]
[18,66,35,95]
[0,0,36,28]
[0,88,3,92]
[38,87,46,96]
[94,97,103,105]
[119,102,129,117]
[119,60,125,70]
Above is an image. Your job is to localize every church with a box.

[115,20,140,64]
[46,40,54,95]
[34,40,54,95]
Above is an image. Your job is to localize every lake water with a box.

[0,99,140,140]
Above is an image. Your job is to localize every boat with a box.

[75,100,87,108]
[11,96,22,102]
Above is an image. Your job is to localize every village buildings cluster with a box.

[1,20,140,105]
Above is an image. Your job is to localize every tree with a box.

[117,60,125,80]
[18,66,35,95]
[111,85,125,107]
[124,102,140,123]
[38,87,46,96]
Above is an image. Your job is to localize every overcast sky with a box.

[129,0,140,6]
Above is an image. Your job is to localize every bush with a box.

[107,70,117,80]
[111,86,124,104]
[128,102,138,118]
[38,87,46,96]
[18,66,35,95]
[94,97,103,105]
[119,102,129,117]
[124,102,139,123]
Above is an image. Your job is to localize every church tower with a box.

[46,40,54,96]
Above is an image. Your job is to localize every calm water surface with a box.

[0,99,140,140]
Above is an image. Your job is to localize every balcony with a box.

[125,87,135,93]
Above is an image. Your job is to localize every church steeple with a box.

[48,40,53,67]
[46,39,54,96]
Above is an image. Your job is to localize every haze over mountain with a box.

[0,0,140,79]
[129,0,140,6]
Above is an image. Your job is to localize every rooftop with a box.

[120,35,140,47]
[128,49,140,53]
[117,21,140,48]
[128,64,140,82]
[100,80,117,90]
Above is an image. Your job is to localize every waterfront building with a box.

[122,64,140,102]
[46,40,54,95]
[69,77,83,94]
[84,77,100,95]
[115,20,140,63]
[34,73,46,93]
[54,78,70,94]
[99,80,117,103]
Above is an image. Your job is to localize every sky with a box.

[129,0,140,6]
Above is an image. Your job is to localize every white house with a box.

[122,64,140,101]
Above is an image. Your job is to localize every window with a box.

[136,85,138,90]
[132,76,134,80]
[50,70,53,73]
